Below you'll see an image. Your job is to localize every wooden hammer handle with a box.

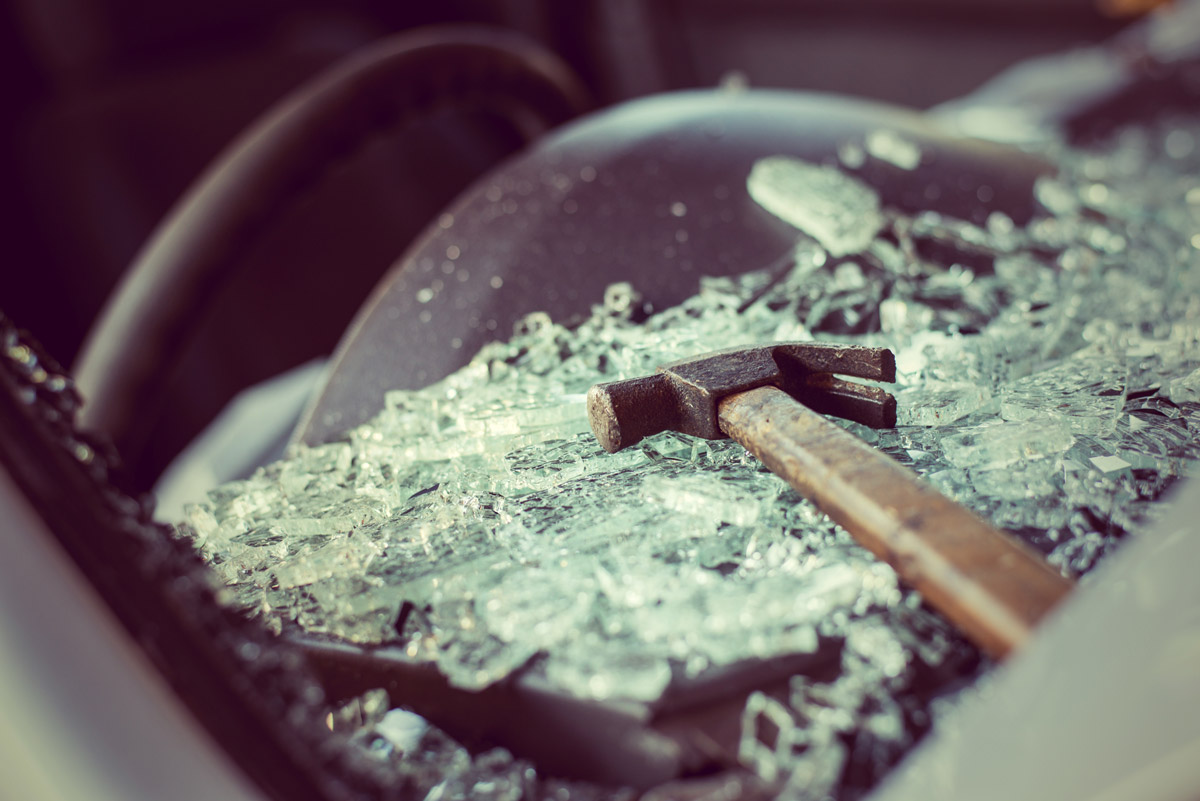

[719,385,1072,660]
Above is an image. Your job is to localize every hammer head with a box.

[587,342,896,453]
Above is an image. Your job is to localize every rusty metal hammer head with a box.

[587,342,897,452]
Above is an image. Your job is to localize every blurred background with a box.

[0,0,1147,484]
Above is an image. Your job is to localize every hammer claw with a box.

[792,374,897,429]
[772,342,896,384]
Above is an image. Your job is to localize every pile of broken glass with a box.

[179,113,1200,800]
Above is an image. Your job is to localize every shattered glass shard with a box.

[897,382,993,427]
[272,535,380,589]
[1000,350,1128,435]
[1166,366,1200,404]
[941,420,1075,469]
[747,156,885,256]
[642,473,769,527]
[865,129,923,170]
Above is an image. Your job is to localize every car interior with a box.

[1,2,1198,800]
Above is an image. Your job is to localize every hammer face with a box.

[587,373,677,453]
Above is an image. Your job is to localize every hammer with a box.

[587,342,1072,660]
